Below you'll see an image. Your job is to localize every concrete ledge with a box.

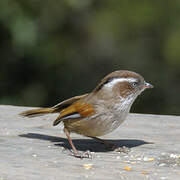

[0,105,180,179]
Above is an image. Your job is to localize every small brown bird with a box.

[20,70,153,158]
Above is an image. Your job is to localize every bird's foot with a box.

[113,146,130,153]
[106,143,130,153]
[70,150,92,159]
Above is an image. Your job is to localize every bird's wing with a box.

[52,93,89,112]
[53,101,95,126]
[19,94,89,117]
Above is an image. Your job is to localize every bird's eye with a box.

[131,82,138,88]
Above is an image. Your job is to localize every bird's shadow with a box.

[19,133,151,152]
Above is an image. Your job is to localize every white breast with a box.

[91,94,137,136]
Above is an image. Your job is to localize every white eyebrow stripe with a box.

[104,78,137,88]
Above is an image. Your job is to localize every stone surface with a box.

[0,105,180,180]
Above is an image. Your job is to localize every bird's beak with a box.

[143,82,154,89]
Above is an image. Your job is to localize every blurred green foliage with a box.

[0,0,180,115]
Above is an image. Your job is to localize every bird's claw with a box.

[70,150,92,159]
[106,143,130,153]
[114,146,130,153]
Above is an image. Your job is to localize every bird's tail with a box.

[19,107,55,117]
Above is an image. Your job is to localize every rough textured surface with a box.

[0,105,180,180]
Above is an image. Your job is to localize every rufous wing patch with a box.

[52,93,89,112]
[73,102,95,117]
[53,101,95,126]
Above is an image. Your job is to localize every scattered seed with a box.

[170,154,180,159]
[159,163,166,167]
[141,170,149,175]
[130,161,136,164]
[143,157,154,162]
[124,160,130,163]
[160,177,167,180]
[116,156,120,159]
[83,164,93,170]
[124,166,131,171]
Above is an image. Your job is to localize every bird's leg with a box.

[64,128,78,155]
[90,136,130,153]
[64,128,92,158]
